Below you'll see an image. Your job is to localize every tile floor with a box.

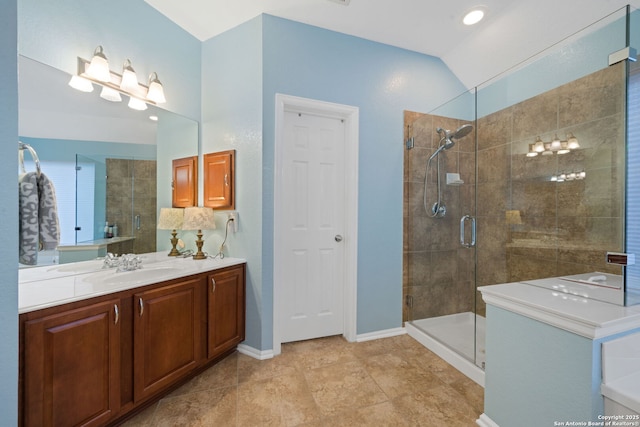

[121,334,484,426]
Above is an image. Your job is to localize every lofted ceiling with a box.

[145,0,640,89]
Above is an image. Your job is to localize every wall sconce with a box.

[157,207,184,256]
[182,207,216,260]
[527,133,580,157]
[68,45,167,110]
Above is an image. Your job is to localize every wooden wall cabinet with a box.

[203,150,235,210]
[172,156,198,208]
[20,263,246,427]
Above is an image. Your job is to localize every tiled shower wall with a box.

[106,158,157,255]
[403,63,625,322]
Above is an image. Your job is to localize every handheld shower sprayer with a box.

[424,123,474,218]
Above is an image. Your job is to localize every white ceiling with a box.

[145,0,640,88]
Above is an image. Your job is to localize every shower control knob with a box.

[335,235,343,242]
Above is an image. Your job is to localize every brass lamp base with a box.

[168,230,180,256]
[193,229,207,260]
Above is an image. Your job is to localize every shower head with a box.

[452,124,473,140]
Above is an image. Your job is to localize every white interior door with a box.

[279,110,346,343]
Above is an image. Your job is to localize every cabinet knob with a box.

[335,235,343,242]
[211,277,216,293]
[114,304,119,325]
[139,298,144,316]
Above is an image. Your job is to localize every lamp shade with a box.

[120,59,139,92]
[100,86,122,102]
[86,46,110,82]
[157,208,184,230]
[147,72,166,104]
[183,207,216,230]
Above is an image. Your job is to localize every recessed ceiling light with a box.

[327,0,350,5]
[149,115,158,121]
[463,8,485,26]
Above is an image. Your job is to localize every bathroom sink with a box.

[102,267,182,285]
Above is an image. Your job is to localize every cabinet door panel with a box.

[24,299,120,427]
[172,156,197,208]
[208,265,245,359]
[203,150,235,209]
[133,278,201,402]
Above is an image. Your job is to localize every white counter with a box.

[480,282,640,339]
[19,252,246,314]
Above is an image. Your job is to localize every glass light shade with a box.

[157,208,184,230]
[86,46,111,82]
[541,150,553,156]
[567,134,580,149]
[100,86,122,102]
[557,149,570,154]
[550,176,558,182]
[68,75,94,92]
[526,152,538,157]
[120,59,139,92]
[183,207,216,231]
[550,135,562,150]
[128,97,148,111]
[533,138,545,152]
[146,73,166,104]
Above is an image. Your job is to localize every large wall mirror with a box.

[19,55,198,266]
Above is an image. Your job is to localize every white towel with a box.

[19,171,60,265]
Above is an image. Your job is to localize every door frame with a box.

[273,93,359,355]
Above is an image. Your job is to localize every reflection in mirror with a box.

[18,55,198,267]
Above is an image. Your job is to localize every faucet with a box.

[102,253,143,272]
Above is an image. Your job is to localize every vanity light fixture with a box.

[527,133,580,157]
[183,207,216,260]
[68,46,168,110]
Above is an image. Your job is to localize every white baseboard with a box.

[237,344,274,360]
[476,413,499,427]
[356,327,406,342]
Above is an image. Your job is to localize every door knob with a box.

[335,235,343,242]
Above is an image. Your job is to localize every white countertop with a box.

[19,252,246,314]
[480,282,640,339]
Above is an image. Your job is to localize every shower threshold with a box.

[406,311,485,387]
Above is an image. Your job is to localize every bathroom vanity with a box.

[477,278,640,427]
[18,253,246,427]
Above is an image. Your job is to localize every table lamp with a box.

[182,207,216,260]
[157,207,184,256]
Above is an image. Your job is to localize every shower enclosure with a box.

[403,6,638,382]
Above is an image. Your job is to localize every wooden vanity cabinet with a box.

[20,263,245,427]
[22,299,121,427]
[207,264,246,359]
[132,277,203,403]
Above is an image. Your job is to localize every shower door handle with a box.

[460,215,476,248]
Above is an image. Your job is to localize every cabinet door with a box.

[172,156,197,208]
[207,265,245,359]
[203,150,235,210]
[23,299,121,427]
[133,278,202,402]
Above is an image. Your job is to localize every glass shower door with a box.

[403,87,482,369]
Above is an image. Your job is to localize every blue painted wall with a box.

[0,0,18,423]
[201,14,467,350]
